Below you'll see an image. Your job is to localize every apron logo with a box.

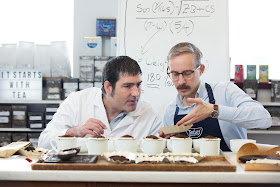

[186,127,203,138]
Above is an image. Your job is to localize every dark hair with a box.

[101,56,142,95]
[167,42,203,66]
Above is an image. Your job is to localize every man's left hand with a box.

[176,98,213,126]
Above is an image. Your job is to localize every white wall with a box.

[73,0,118,78]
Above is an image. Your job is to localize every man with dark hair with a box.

[160,42,271,151]
[39,56,162,149]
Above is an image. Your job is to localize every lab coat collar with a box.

[111,98,144,131]
[92,89,110,131]
[93,89,144,131]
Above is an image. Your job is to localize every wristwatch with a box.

[210,104,219,118]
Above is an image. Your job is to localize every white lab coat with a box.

[38,87,163,149]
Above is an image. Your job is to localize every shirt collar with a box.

[117,111,128,118]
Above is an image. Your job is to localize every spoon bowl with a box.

[57,149,77,161]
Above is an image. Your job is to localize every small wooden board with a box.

[31,155,236,172]
[245,163,280,171]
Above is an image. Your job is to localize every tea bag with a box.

[159,124,193,135]
[0,142,30,158]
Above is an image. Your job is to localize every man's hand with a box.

[158,130,177,139]
[176,98,213,126]
[66,118,107,137]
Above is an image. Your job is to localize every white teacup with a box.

[50,136,77,152]
[139,138,166,155]
[192,139,201,153]
[86,137,108,155]
[113,137,137,153]
[200,138,221,156]
[169,137,192,153]
[77,137,88,153]
[230,139,256,153]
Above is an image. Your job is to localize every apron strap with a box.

[174,105,179,116]
[205,83,215,104]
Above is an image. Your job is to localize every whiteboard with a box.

[117,0,229,117]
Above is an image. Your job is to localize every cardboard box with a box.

[110,37,117,56]
[96,18,116,37]
[94,82,103,88]
[0,106,11,128]
[46,78,62,95]
[12,120,27,128]
[28,133,40,147]
[28,112,44,128]
[259,65,269,82]
[94,57,108,81]
[44,104,58,125]
[29,121,44,129]
[79,56,94,81]
[0,132,11,147]
[79,81,94,90]
[28,112,44,121]
[243,80,258,99]
[12,105,27,122]
[271,80,280,102]
[81,37,102,56]
[45,104,59,113]
[63,89,77,99]
[62,78,78,99]
[0,116,11,128]
[63,78,79,90]
[45,120,51,127]
[12,133,27,142]
[247,65,256,80]
[46,93,61,100]
[234,65,243,83]
[266,107,280,126]
[45,113,54,121]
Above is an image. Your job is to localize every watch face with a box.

[211,110,219,118]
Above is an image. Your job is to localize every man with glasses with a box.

[160,42,271,151]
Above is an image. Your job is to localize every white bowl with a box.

[230,139,256,153]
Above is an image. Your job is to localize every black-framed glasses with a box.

[167,65,201,80]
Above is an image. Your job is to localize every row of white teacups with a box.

[51,136,226,156]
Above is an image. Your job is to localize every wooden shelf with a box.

[261,102,280,106]
[247,129,280,135]
[0,128,44,133]
[0,100,62,104]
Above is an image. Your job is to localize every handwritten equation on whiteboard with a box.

[119,0,228,113]
[132,0,215,55]
[137,57,174,93]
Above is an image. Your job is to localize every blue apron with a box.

[174,83,230,151]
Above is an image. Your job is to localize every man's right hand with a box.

[66,118,107,137]
[158,130,176,139]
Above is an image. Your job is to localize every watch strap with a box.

[214,104,218,110]
[210,104,219,118]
